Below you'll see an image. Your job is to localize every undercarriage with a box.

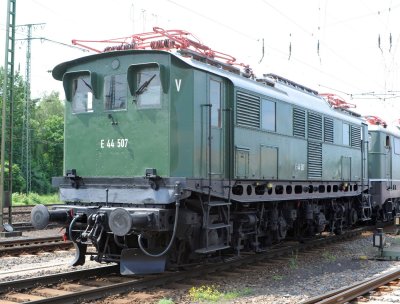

[30,176,397,274]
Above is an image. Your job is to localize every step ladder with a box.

[195,200,231,254]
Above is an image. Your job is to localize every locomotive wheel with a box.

[350,208,358,225]
[333,221,343,235]
[394,199,400,215]
[277,216,287,240]
[175,240,191,265]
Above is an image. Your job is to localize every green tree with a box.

[0,161,26,194]
[1,67,64,194]
[2,162,26,193]
[0,67,27,192]
[30,92,64,194]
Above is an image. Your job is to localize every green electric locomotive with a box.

[31,28,397,274]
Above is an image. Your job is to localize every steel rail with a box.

[0,241,72,255]
[9,222,59,231]
[0,226,370,304]
[19,271,190,304]
[4,210,31,215]
[0,235,63,246]
[0,236,72,255]
[301,267,400,304]
[3,205,35,208]
[0,265,120,293]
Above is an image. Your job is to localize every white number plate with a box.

[100,138,128,149]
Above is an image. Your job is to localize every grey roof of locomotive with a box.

[53,48,364,126]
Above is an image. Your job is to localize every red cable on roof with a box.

[364,115,387,128]
[72,27,252,75]
[319,93,356,109]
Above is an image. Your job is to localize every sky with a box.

[1,0,400,123]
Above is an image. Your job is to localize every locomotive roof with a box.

[368,124,400,138]
[176,53,363,125]
[53,49,363,125]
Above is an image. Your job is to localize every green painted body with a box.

[62,52,183,178]
[368,128,400,180]
[58,51,233,180]
[55,49,364,185]
[233,127,362,181]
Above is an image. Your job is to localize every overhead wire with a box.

[317,84,400,101]
[166,0,367,92]
[261,0,400,97]
[166,0,259,41]
[325,2,400,28]
[4,0,400,103]
[316,0,322,63]
[261,0,382,89]
[163,0,397,97]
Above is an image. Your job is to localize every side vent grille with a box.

[308,141,322,179]
[236,91,260,128]
[351,125,361,148]
[324,117,334,143]
[293,108,306,137]
[308,112,322,141]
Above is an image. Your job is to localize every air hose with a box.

[137,200,180,257]
[68,214,81,243]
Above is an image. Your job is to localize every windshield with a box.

[136,67,161,108]
[104,74,127,111]
[72,75,93,113]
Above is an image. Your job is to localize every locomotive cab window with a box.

[72,75,93,113]
[132,67,161,108]
[343,123,350,145]
[394,137,400,154]
[63,71,99,114]
[210,79,222,128]
[261,99,276,131]
[104,74,127,111]
[368,133,372,151]
[386,135,391,148]
[127,62,170,108]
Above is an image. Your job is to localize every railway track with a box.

[2,206,59,231]
[0,226,373,304]
[0,236,72,256]
[302,267,400,304]
[6,222,59,232]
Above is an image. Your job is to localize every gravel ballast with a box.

[2,228,400,303]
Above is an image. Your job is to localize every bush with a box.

[188,285,252,302]
[158,299,174,304]
[12,192,61,206]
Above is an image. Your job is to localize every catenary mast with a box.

[1,0,16,231]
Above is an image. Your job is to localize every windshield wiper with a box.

[135,74,156,96]
[81,78,93,92]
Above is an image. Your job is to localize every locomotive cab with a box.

[368,124,400,219]
[60,57,169,180]
[32,49,234,274]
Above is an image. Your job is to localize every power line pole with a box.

[16,23,45,194]
[1,0,16,231]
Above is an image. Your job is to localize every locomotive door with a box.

[385,135,392,184]
[208,77,225,178]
